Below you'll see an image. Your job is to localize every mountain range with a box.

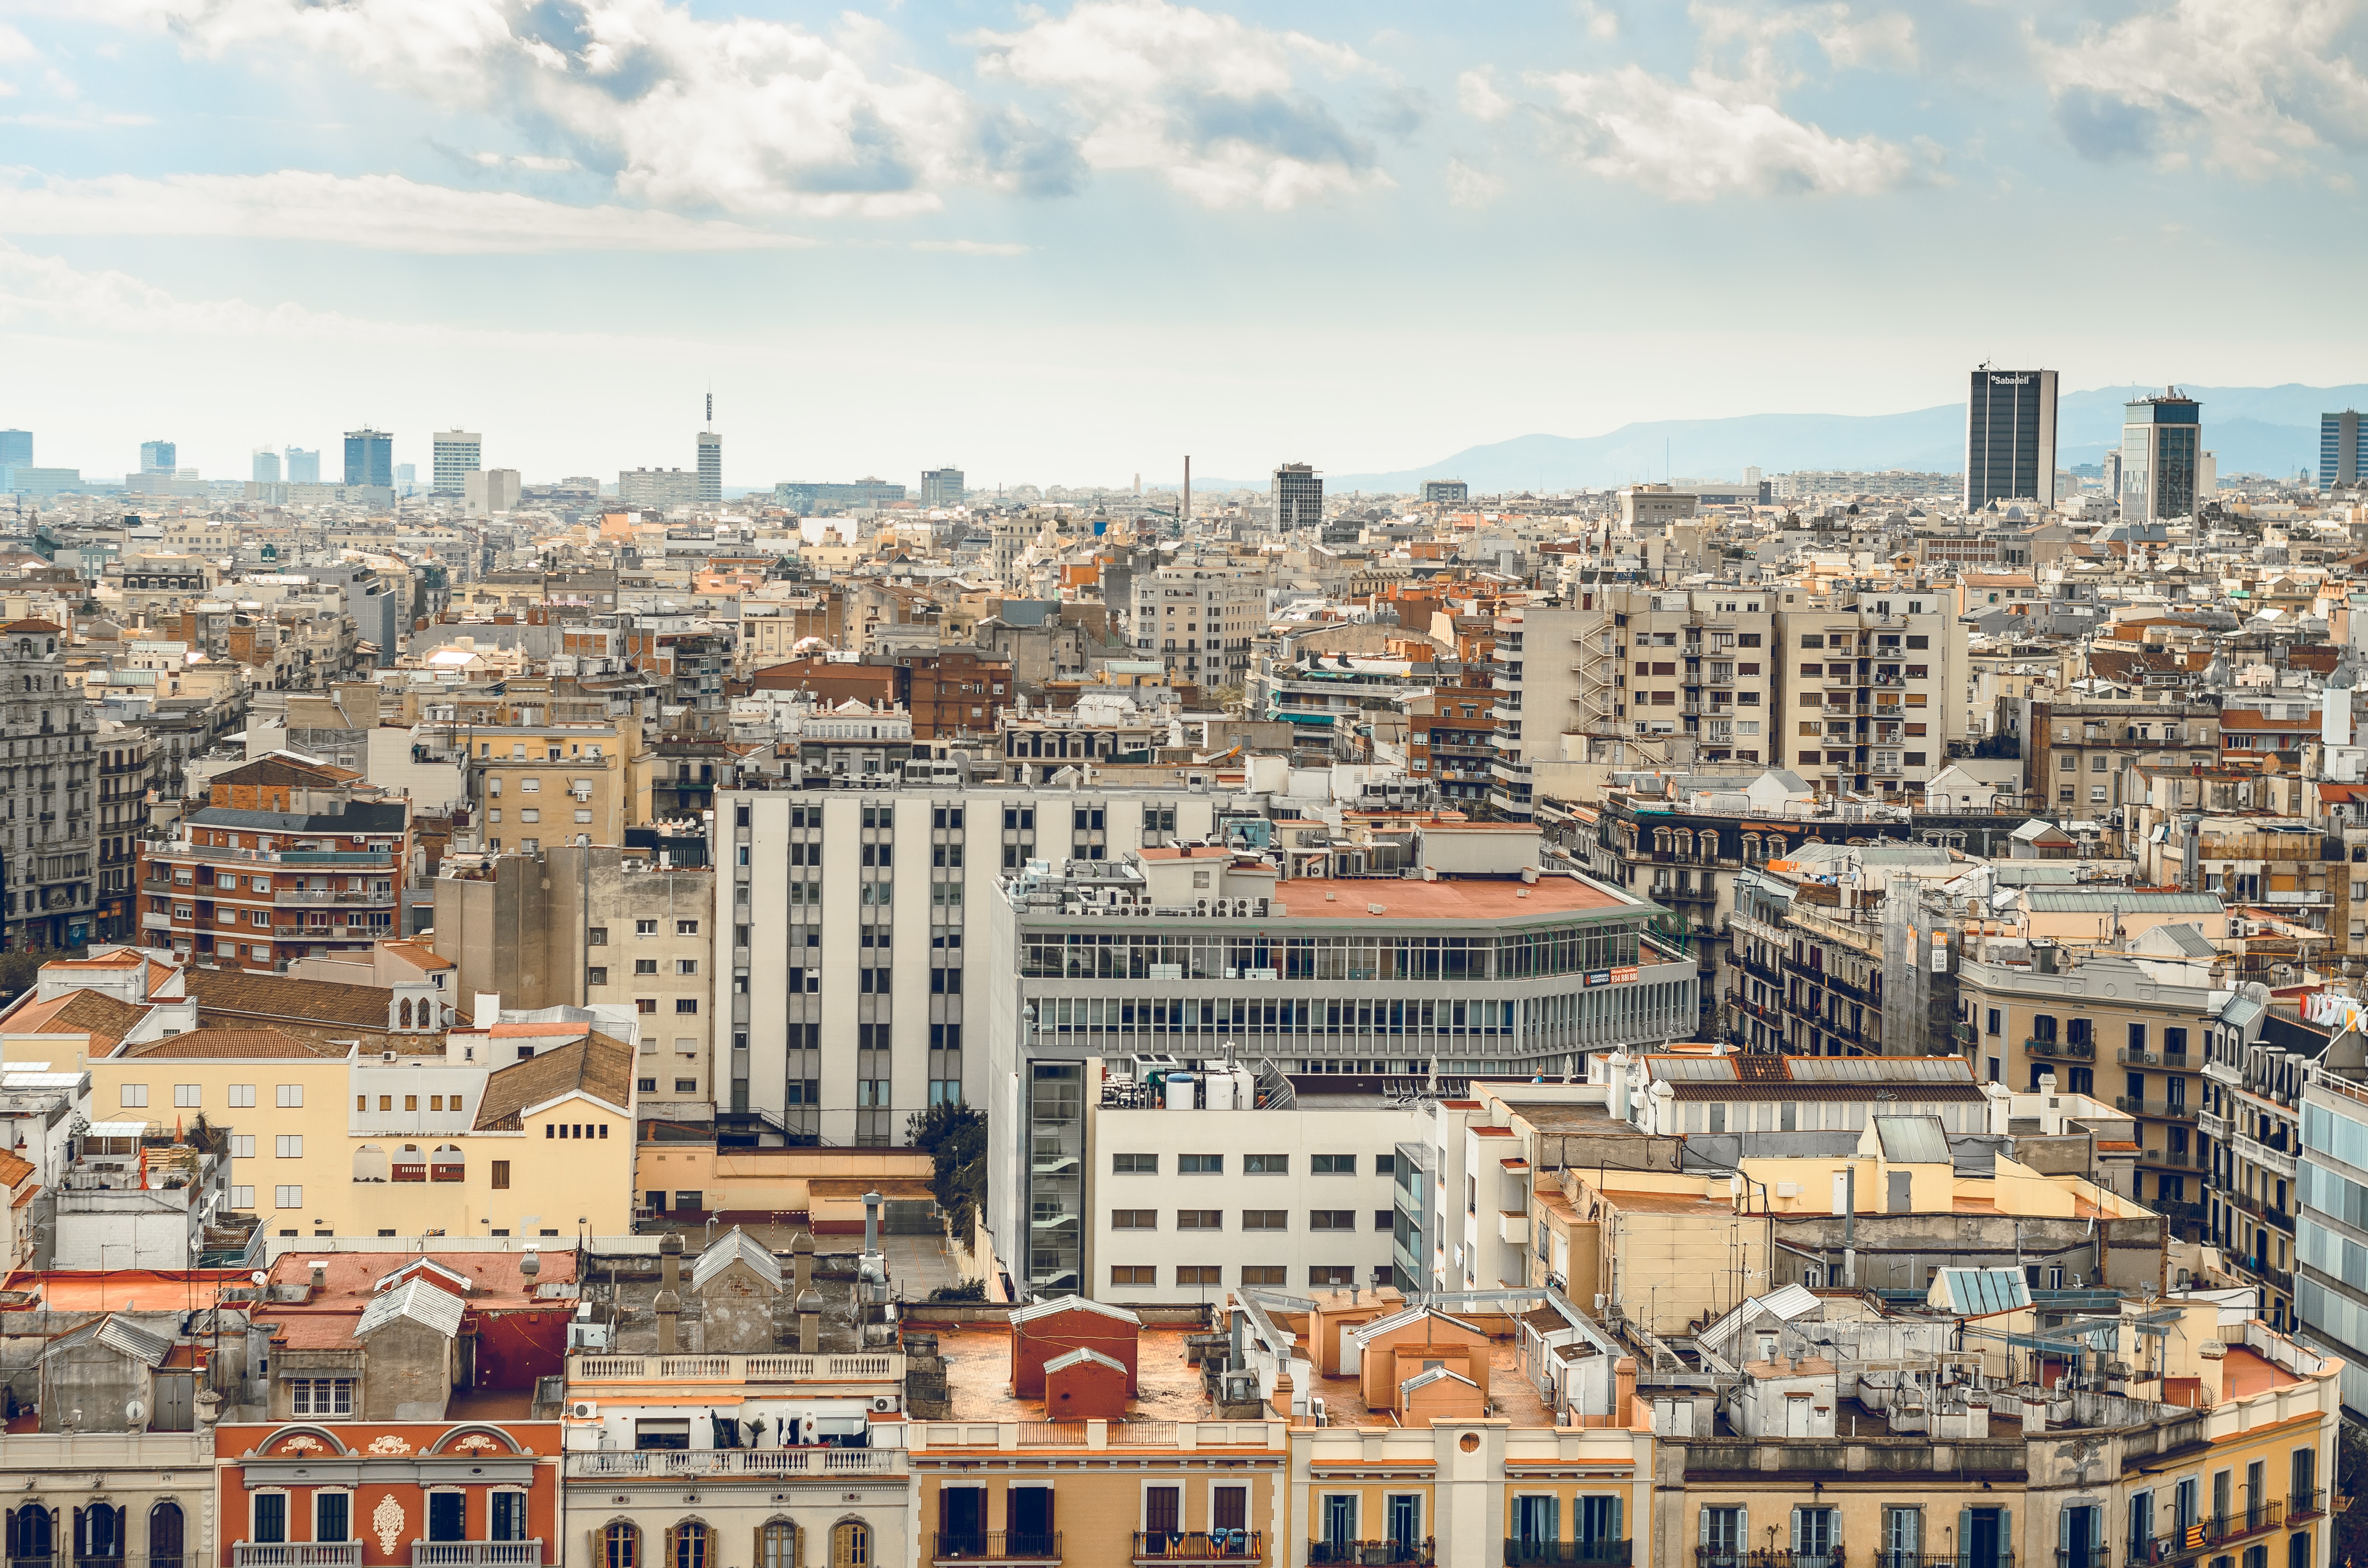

[1186,383,2368,497]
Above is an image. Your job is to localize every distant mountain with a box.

[1316,383,2368,496]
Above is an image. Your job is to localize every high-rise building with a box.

[1421,479,1469,504]
[430,429,481,495]
[0,431,29,470]
[394,463,416,490]
[250,449,281,484]
[696,394,721,504]
[284,446,320,484]
[464,468,520,517]
[2322,409,2365,487]
[619,468,701,509]
[921,466,965,508]
[1963,366,2057,512]
[138,440,176,475]
[1271,462,1322,529]
[2121,391,2202,520]
[343,428,393,489]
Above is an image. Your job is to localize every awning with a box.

[1273,711,1338,723]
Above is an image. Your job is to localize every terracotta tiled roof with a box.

[2,989,151,1050]
[470,1032,633,1130]
[0,1149,34,1189]
[121,1027,341,1059]
[185,967,396,1029]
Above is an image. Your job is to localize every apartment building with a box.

[1132,563,1264,685]
[1405,684,1496,808]
[1772,588,1967,798]
[2026,697,2222,815]
[979,833,1695,1298]
[468,722,651,852]
[0,618,99,951]
[94,724,150,942]
[718,785,1225,1142]
[1596,585,1779,761]
[2204,987,2317,1332]
[2298,1068,2368,1417]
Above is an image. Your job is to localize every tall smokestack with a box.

[863,1190,882,1258]
[1183,456,1191,524]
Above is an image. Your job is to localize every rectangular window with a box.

[1244,1153,1289,1174]
[1113,1153,1158,1175]
[1309,1265,1354,1287]
[1111,1209,1158,1230]
[674,999,698,1014]
[173,1084,200,1107]
[1176,1265,1223,1287]
[232,1135,256,1159]
[1110,1265,1156,1287]
[229,1084,256,1107]
[1312,1153,1357,1174]
[1243,1210,1288,1231]
[491,1160,510,1189]
[253,1494,287,1545]
[120,1084,148,1107]
[275,1135,303,1158]
[1309,1210,1356,1231]
[1176,1210,1223,1231]
[1241,1265,1288,1287]
[1180,1153,1223,1174]
[273,1185,303,1209]
[276,1084,303,1107]
[231,1185,255,1209]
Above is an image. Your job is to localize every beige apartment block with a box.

[468,723,652,851]
[1772,586,1968,798]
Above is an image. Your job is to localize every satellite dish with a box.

[124,1399,146,1427]
[250,1270,268,1286]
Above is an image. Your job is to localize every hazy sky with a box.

[2,0,2365,490]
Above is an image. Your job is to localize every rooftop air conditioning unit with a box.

[871,1395,899,1413]
[571,1401,596,1419]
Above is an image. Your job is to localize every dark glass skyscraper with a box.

[2322,410,2363,486]
[2122,392,2201,519]
[1271,461,1322,529]
[1963,367,2057,512]
[343,427,393,489]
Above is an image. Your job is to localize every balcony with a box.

[1131,1531,1262,1563]
[2116,1097,2196,1122]
[2199,1503,2283,1547]
[235,1548,363,1568]
[2139,1147,2198,1169]
[411,1547,544,1567]
[1504,1544,1631,1567]
[2289,1491,2325,1522]
[564,1447,905,1478]
[1694,1553,1843,1568]
[2027,1038,2095,1061]
[933,1534,1061,1565]
[1312,1541,1434,1566]
[2118,1048,2195,1070]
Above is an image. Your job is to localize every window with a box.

[1245,1153,1288,1174]
[588,926,609,945]
[638,999,657,1014]
[675,999,699,1014]
[491,1160,510,1189]
[253,1494,288,1546]
[677,958,699,975]
[229,1084,256,1107]
[231,1133,256,1159]
[1180,1153,1222,1174]
[1309,1210,1356,1231]
[1375,1210,1394,1230]
[676,919,699,935]
[1241,1265,1288,1286]
[276,1084,303,1107]
[636,958,659,975]
[1177,1210,1223,1230]
[1243,1210,1288,1231]
[636,919,658,936]
[232,1185,255,1208]
[1313,1153,1356,1174]
[289,1379,354,1416]
[120,1084,148,1107]
[173,1084,200,1107]
[588,967,608,986]
[273,1185,302,1209]
[274,1135,303,1158]
[1176,1265,1222,1287]
[1375,1154,1394,1176]
[1111,1210,1158,1230]
[1113,1153,1158,1175]
[1309,1265,1354,1287]
[1110,1265,1156,1286]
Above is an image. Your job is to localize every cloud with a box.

[102,0,1062,218]
[0,169,810,252]
[1458,68,1515,122]
[913,238,1030,254]
[1445,157,1504,207]
[1528,63,1922,197]
[974,0,1392,209]
[473,150,580,173]
[2033,0,2368,175]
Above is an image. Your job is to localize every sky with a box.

[1,0,2366,491]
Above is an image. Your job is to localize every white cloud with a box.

[974,0,1391,210]
[912,239,1031,255]
[1458,68,1514,122]
[2033,0,2368,175]
[473,151,580,173]
[1692,3,1918,89]
[1529,63,1920,197]
[99,0,1060,217]
[1445,157,1504,207]
[0,169,810,252]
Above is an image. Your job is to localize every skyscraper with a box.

[138,440,177,474]
[2323,410,2365,487]
[1963,367,2057,512]
[343,428,393,489]
[284,446,320,484]
[252,449,281,483]
[1271,462,1321,529]
[2121,391,2202,520]
[0,431,29,470]
[431,429,482,495]
[921,467,965,507]
[696,394,721,504]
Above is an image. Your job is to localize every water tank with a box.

[1205,1071,1237,1111]
[1165,1072,1197,1110]
[1233,1067,1258,1107]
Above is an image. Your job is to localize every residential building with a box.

[2320,409,2364,487]
[1964,366,2059,511]
[430,429,481,495]
[0,1425,214,1566]
[1617,483,1698,529]
[2026,697,2222,815]
[342,427,393,490]
[1406,684,1496,808]
[139,439,176,474]
[618,468,700,509]
[1272,462,1322,530]
[1773,586,1967,798]
[921,466,965,507]
[0,618,100,952]
[465,466,521,516]
[1599,585,1779,761]
[2204,987,2327,1333]
[2299,1066,2368,1415]
[2122,391,2204,520]
[467,721,651,853]
[1132,563,1264,685]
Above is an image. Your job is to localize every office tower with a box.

[2121,391,2202,519]
[284,446,320,484]
[431,429,482,495]
[138,440,176,474]
[1963,367,2058,511]
[1271,461,1321,529]
[395,463,416,490]
[251,449,281,484]
[921,466,965,508]
[2323,410,2365,486]
[0,431,29,470]
[619,468,701,509]
[1421,479,1470,504]
[343,428,394,489]
[464,468,520,517]
[696,393,721,504]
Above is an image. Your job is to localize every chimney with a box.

[1270,1368,1294,1420]
[791,1231,823,1353]
[306,1260,327,1296]
[1613,1354,1637,1420]
[655,1232,685,1354]
[474,991,502,1027]
[863,1190,882,1258]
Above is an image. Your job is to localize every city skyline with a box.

[0,0,2364,483]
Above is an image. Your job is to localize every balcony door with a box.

[1387,1495,1421,1553]
[1514,1496,1560,1547]
[1579,1496,1624,1549]
[1322,1495,1358,1547]
[1793,1506,1838,1568]
[428,1492,466,1543]
[1008,1487,1053,1553]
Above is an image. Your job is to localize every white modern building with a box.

[431,429,481,497]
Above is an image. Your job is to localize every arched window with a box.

[832,1522,871,1568]
[148,1501,185,1568]
[5,1508,52,1564]
[668,1522,711,1568]
[430,1144,465,1183]
[603,1523,641,1568]
[75,1502,124,1567]
[353,1144,388,1183]
[757,1522,798,1568]
[400,997,414,1028]
[1742,833,1761,864]
[393,1145,426,1182]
